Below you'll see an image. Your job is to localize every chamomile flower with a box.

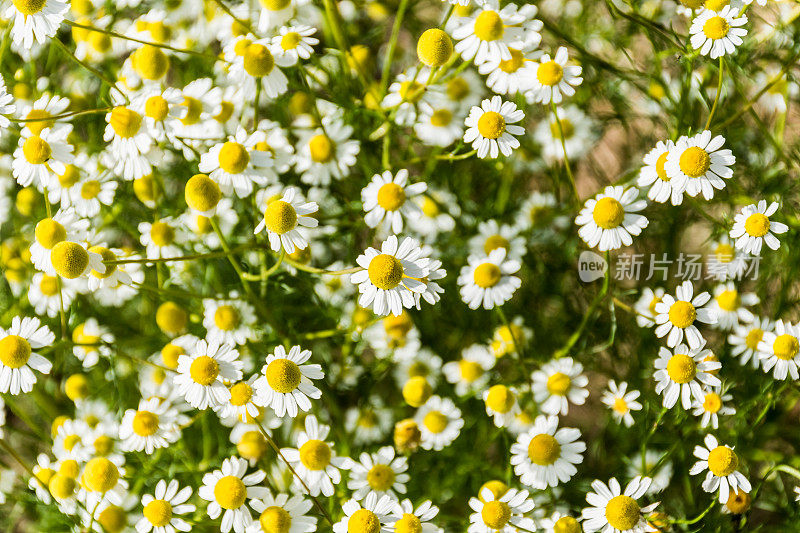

[280,415,349,497]
[483,384,521,428]
[653,280,718,349]
[203,298,257,346]
[728,316,772,368]
[531,357,589,416]
[452,0,525,65]
[253,344,323,418]
[269,25,318,66]
[581,476,659,533]
[293,119,360,185]
[253,187,318,254]
[28,272,76,317]
[690,6,748,59]
[12,126,74,188]
[415,395,464,451]
[387,499,439,533]
[664,131,734,200]
[758,319,800,380]
[463,96,525,158]
[344,401,394,445]
[442,344,495,396]
[469,220,526,261]
[30,454,56,503]
[0,78,15,130]
[534,105,595,163]
[362,169,427,234]
[31,211,89,277]
[626,451,673,496]
[347,446,409,501]
[333,493,395,533]
[602,381,642,427]
[525,47,583,105]
[539,513,583,533]
[351,235,440,317]
[68,174,118,218]
[690,435,751,503]
[414,103,464,147]
[139,218,184,260]
[137,479,195,533]
[709,282,758,330]
[692,387,735,429]
[199,457,268,533]
[0,316,54,394]
[478,47,539,95]
[199,127,275,197]
[653,344,721,409]
[468,487,536,532]
[490,317,531,358]
[458,248,521,310]
[119,397,181,454]
[71,319,114,368]
[174,339,243,410]
[510,415,585,489]
[228,37,289,99]
[634,287,665,328]
[247,493,318,533]
[638,140,685,205]
[729,200,788,255]
[103,105,155,180]
[381,67,440,126]
[706,237,748,281]
[5,0,69,48]
[575,186,648,252]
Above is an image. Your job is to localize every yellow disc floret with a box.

[132,45,170,81]
[35,218,66,249]
[592,197,625,229]
[214,305,240,331]
[485,384,514,413]
[546,372,571,395]
[110,107,143,138]
[83,457,119,493]
[377,183,406,211]
[367,464,395,491]
[473,263,501,288]
[264,200,298,235]
[156,301,187,335]
[190,356,220,386]
[51,241,89,279]
[666,353,696,384]
[243,44,275,77]
[473,10,504,41]
[703,16,730,40]
[417,28,453,67]
[132,410,159,436]
[708,446,738,477]
[537,61,564,86]
[744,213,770,237]
[348,509,380,533]
[476,111,505,139]
[214,476,247,509]
[143,499,173,527]
[423,410,448,434]
[299,439,331,470]
[260,506,293,533]
[265,358,302,393]
[368,254,404,290]
[0,334,32,369]
[668,301,696,328]
[481,501,511,529]
[527,433,561,465]
[605,495,640,531]
[678,146,711,178]
[402,376,432,407]
[185,174,221,213]
[773,334,799,361]
[23,135,52,164]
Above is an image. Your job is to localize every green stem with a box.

[704,56,724,131]
[210,217,254,297]
[380,0,412,95]
[52,38,129,104]
[551,102,579,203]
[283,257,362,275]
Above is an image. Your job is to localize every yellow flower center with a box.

[23,135,52,165]
[150,221,175,247]
[299,439,331,470]
[481,501,511,529]
[394,513,423,533]
[605,495,640,531]
[613,397,628,414]
[476,111,506,139]
[145,95,170,122]
[715,243,735,263]
[94,435,114,456]
[161,343,183,369]
[58,165,80,187]
[51,241,89,279]
[48,474,77,499]
[185,173,221,213]
[25,109,53,135]
[705,0,730,10]
[458,360,483,382]
[546,372,571,396]
[262,199,298,235]
[65,373,89,401]
[377,182,406,211]
[537,60,564,86]
[483,234,509,254]
[243,44,275,77]
[383,312,413,338]
[708,446,738,477]
[132,45,170,81]
[367,464,395,491]
[36,467,55,487]
[666,353,696,384]
[473,10,504,41]
[655,151,670,181]
[473,262,501,288]
[745,328,763,350]
[527,433,561,465]
[402,376,432,407]
[368,254,404,290]
[180,97,203,126]
[423,410,448,433]
[280,32,302,51]
[97,505,127,533]
[703,16,730,40]
[238,431,267,461]
[110,107,143,138]
[260,506,293,533]
[189,355,219,385]
[417,28,453,67]
[744,213,770,237]
[716,290,739,311]
[773,334,799,360]
[13,0,46,15]
[498,48,525,73]
[592,197,625,229]
[348,509,381,533]
[62,437,81,453]
[429,109,452,127]
[0,335,32,369]
[668,301,696,328]
[83,457,119,493]
[486,384,514,413]
[218,141,250,174]
[144,499,172,527]
[554,516,581,533]
[398,80,425,103]
[260,0,291,10]
[229,382,253,406]
[39,275,60,296]
[726,489,751,514]
[703,393,722,413]
[81,180,101,200]
[549,118,575,140]
[132,410,159,436]
[35,218,67,249]
[265,358,302,393]
[215,475,247,509]
[89,246,116,279]
[309,134,334,163]
[214,305,240,331]
[479,480,508,502]
[678,146,711,178]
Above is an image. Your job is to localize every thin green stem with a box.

[283,257,362,275]
[52,38,129,104]
[704,56,724,131]
[380,0,412,95]
[551,102,579,203]
[210,217,254,297]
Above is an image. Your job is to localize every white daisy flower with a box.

[28,273,76,317]
[280,415,349,497]
[534,104,596,164]
[269,25,318,67]
[728,316,772,368]
[575,186,648,252]
[202,298,257,346]
[468,487,535,532]
[463,95,525,158]
[482,384,520,428]
[198,457,268,533]
[136,479,195,533]
[0,77,15,131]
[333,493,395,533]
[102,105,155,181]
[758,319,800,380]
[293,118,360,186]
[199,127,275,197]
[387,499,439,533]
[68,173,118,218]
[510,415,585,489]
[637,140,685,205]
[30,454,56,503]
[692,387,735,429]
[253,187,318,254]
[709,282,758,330]
[478,47,539,95]
[706,237,748,281]
[452,0,525,65]
[634,287,665,328]
[71,318,114,368]
[581,476,659,532]
[119,397,181,454]
[469,219,526,261]
[653,280,718,349]
[626,451,673,496]
[86,246,133,292]
[174,338,243,410]
[415,395,464,451]
[690,434,751,503]
[525,47,583,105]
[458,248,521,310]
[0,316,53,395]
[414,103,464,147]
[664,130,734,200]
[346,445,409,502]
[228,37,289,99]
[729,200,788,255]
[4,0,69,48]
[381,67,441,126]
[602,380,642,427]
[139,217,184,260]
[12,126,74,188]
[531,357,589,416]
[53,418,92,461]
[216,376,261,423]
[653,344,721,409]
[247,492,318,533]
[29,209,88,275]
[362,169,427,234]
[253,344,323,418]
[689,6,748,59]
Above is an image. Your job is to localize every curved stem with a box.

[283,256,362,275]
